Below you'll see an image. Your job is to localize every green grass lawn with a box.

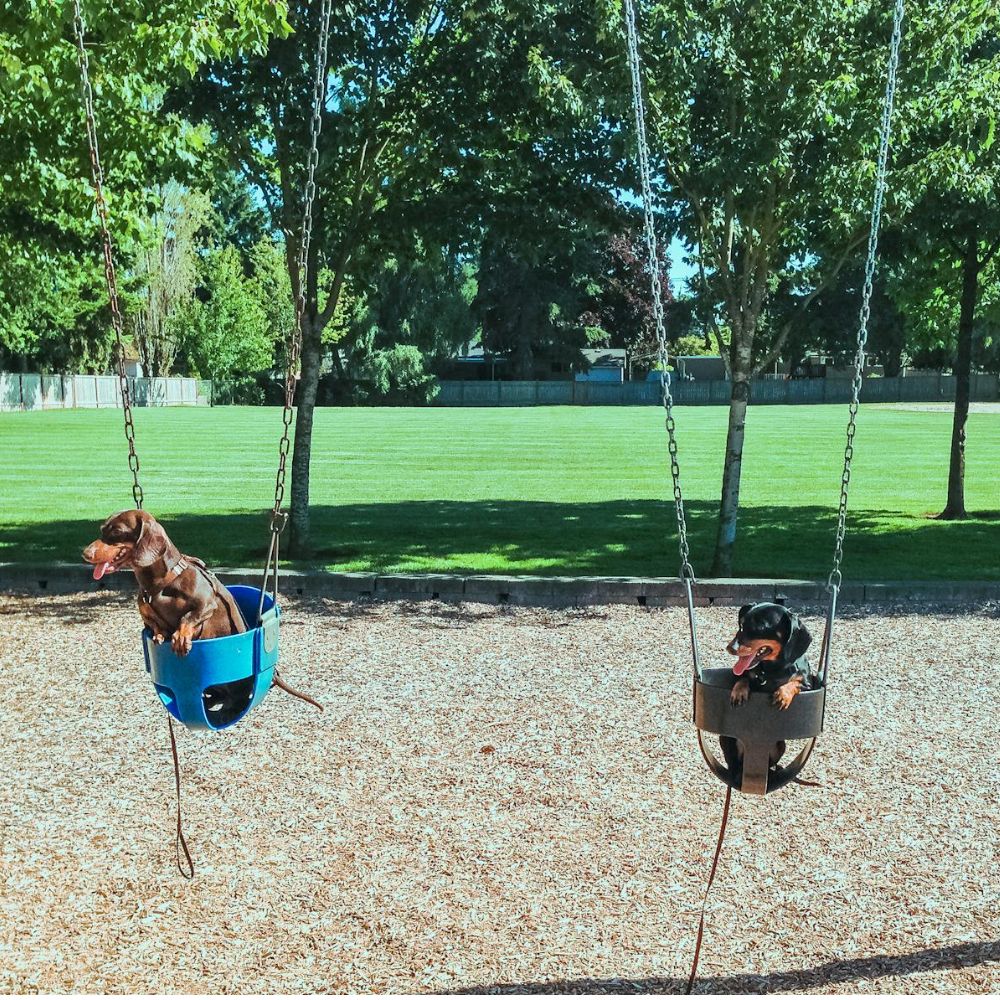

[1,403,997,580]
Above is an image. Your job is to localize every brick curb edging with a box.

[2,563,997,607]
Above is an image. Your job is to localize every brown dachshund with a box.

[82,509,246,655]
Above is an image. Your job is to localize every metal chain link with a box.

[72,0,143,509]
[622,0,695,584]
[268,0,334,542]
[828,0,905,593]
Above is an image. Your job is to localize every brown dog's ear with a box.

[131,515,168,567]
[784,616,812,664]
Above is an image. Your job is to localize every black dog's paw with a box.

[730,678,750,706]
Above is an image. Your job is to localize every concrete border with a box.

[2,563,997,607]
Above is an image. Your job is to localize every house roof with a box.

[582,349,626,368]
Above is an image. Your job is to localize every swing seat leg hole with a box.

[202,677,256,730]
[154,684,180,721]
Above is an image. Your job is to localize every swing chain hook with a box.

[72,0,143,510]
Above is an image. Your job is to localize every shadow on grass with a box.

[3,500,999,581]
[448,939,1000,995]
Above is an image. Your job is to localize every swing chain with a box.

[72,0,143,510]
[828,0,905,593]
[268,0,333,539]
[622,0,695,585]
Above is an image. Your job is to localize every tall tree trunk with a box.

[883,341,903,379]
[288,314,321,555]
[939,232,979,520]
[513,303,534,380]
[712,373,751,576]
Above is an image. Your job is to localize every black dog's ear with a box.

[784,616,813,663]
[738,604,753,627]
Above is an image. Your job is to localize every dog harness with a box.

[139,553,191,605]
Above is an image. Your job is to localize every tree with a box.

[129,182,212,377]
[772,246,909,377]
[0,2,286,369]
[0,239,115,372]
[892,10,1000,519]
[171,0,620,553]
[179,243,274,380]
[250,237,296,361]
[622,0,931,574]
[210,170,273,264]
[170,1,468,551]
[579,230,673,368]
[345,247,476,376]
[476,237,607,379]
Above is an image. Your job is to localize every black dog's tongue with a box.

[732,651,757,676]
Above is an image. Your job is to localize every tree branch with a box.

[755,228,868,376]
[696,241,732,378]
[979,235,1000,269]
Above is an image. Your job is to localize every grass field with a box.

[1,403,998,580]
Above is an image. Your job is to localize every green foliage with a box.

[0,238,114,371]
[130,182,213,376]
[347,250,478,362]
[671,334,717,359]
[0,1,287,370]
[249,237,295,354]
[210,170,273,262]
[351,343,440,405]
[616,0,913,374]
[180,243,273,380]
[890,5,1000,371]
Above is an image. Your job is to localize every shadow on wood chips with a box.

[453,939,1000,994]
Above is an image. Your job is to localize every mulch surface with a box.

[1,591,997,994]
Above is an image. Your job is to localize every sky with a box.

[668,235,697,295]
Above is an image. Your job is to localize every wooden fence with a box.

[434,373,999,406]
[0,374,211,411]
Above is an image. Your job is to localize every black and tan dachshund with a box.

[720,601,814,782]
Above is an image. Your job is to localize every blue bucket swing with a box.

[137,512,312,733]
[142,584,281,732]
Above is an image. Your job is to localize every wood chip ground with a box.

[0,592,997,994]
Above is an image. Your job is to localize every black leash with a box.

[685,784,732,994]
[167,715,194,880]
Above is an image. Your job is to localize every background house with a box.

[575,349,626,383]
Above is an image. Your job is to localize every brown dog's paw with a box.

[730,678,750,706]
[773,677,803,710]
[171,625,194,657]
[153,632,167,645]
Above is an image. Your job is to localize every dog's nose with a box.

[82,542,98,562]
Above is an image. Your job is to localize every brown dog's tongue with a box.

[733,652,757,676]
[92,561,114,581]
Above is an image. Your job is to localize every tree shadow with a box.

[449,939,1000,994]
[0,590,129,625]
[3,500,999,581]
